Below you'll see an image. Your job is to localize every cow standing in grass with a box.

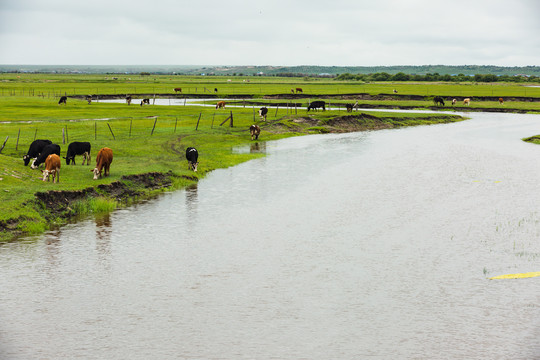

[186,147,198,172]
[259,107,268,121]
[42,154,61,183]
[31,143,61,169]
[463,98,471,106]
[140,98,150,106]
[433,96,445,106]
[216,101,226,109]
[250,125,261,140]
[499,97,504,105]
[91,147,113,180]
[126,95,132,105]
[23,139,52,166]
[174,88,182,93]
[58,96,67,105]
[307,101,326,111]
[65,141,91,165]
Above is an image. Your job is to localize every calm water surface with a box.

[1,112,540,359]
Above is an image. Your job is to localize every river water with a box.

[1,112,540,359]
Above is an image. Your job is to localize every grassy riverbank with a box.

[0,96,463,241]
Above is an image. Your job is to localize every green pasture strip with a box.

[1,73,539,98]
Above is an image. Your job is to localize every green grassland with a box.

[1,74,539,242]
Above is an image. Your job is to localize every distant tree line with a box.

[335,72,538,83]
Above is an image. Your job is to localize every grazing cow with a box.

[433,96,445,106]
[58,96,67,105]
[393,89,398,93]
[307,100,326,112]
[140,98,150,106]
[31,143,61,169]
[86,95,92,104]
[126,95,132,105]
[452,99,457,106]
[295,87,303,94]
[23,139,52,166]
[65,141,91,165]
[291,89,295,94]
[41,154,61,183]
[174,87,182,93]
[216,101,226,109]
[186,147,198,172]
[345,104,353,112]
[250,125,261,140]
[499,97,504,105]
[463,98,471,106]
[259,107,268,120]
[91,147,113,180]
[214,88,218,93]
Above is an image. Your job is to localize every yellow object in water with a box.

[490,272,540,280]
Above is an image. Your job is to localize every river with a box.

[1,112,539,359]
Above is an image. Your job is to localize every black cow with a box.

[433,96,445,106]
[259,107,268,120]
[186,147,198,172]
[126,95,132,105]
[65,141,91,165]
[140,98,150,106]
[307,100,326,111]
[345,104,353,112]
[31,143,61,169]
[58,96,67,105]
[23,139,52,166]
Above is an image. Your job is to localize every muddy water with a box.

[2,112,540,359]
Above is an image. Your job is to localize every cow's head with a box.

[64,156,73,165]
[23,155,31,166]
[41,169,54,182]
[91,167,101,180]
[189,162,198,172]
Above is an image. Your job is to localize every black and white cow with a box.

[140,98,150,106]
[58,96,67,105]
[65,141,91,165]
[23,139,52,166]
[307,100,326,111]
[258,107,268,121]
[31,143,61,169]
[186,147,198,172]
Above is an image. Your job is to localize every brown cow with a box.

[250,125,261,140]
[499,97,504,105]
[216,101,226,109]
[295,87,303,93]
[463,98,471,106]
[452,99,457,106]
[174,87,182,93]
[42,154,61,183]
[91,147,113,180]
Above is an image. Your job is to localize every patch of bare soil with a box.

[34,171,185,221]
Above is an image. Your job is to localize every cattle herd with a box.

[23,139,113,184]
[43,92,501,186]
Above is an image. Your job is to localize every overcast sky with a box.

[1,0,539,66]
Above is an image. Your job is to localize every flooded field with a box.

[1,112,539,359]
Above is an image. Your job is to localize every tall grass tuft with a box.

[73,197,117,215]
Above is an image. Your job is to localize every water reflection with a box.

[232,141,267,154]
[95,213,112,261]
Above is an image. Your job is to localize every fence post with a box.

[34,129,37,141]
[62,128,65,144]
[195,113,201,130]
[95,122,97,140]
[16,129,20,151]
[211,113,215,128]
[129,119,132,137]
[0,136,8,154]
[107,123,116,140]
[150,118,157,135]
[174,117,177,133]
